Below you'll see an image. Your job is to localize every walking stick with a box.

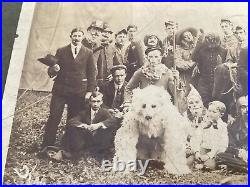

[172,24,178,106]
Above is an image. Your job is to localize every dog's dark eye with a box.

[152,105,156,108]
[142,104,146,108]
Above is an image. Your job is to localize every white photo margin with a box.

[2,2,36,181]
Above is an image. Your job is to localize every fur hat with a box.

[175,27,198,45]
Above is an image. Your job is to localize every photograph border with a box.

[2,2,36,181]
[1,1,249,185]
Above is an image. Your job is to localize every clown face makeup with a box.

[147,36,159,47]
[187,96,204,118]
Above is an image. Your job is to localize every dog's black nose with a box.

[145,116,152,120]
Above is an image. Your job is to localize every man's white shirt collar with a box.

[91,108,99,122]
[71,43,82,58]
[114,82,122,91]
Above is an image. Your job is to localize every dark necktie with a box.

[112,87,122,108]
[75,47,78,55]
[204,121,218,129]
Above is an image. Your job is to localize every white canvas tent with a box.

[19,2,248,92]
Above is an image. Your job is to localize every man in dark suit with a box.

[61,90,120,156]
[100,65,127,111]
[82,20,113,87]
[124,24,144,81]
[237,47,248,96]
[40,28,96,151]
[216,96,248,173]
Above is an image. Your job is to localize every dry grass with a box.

[3,90,248,184]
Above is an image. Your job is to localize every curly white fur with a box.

[114,85,191,175]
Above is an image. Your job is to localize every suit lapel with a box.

[92,108,104,124]
[85,107,92,125]
[66,44,75,61]
[109,81,115,101]
[120,82,126,99]
[75,46,85,63]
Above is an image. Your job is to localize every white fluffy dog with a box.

[113,85,191,175]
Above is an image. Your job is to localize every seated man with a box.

[100,65,127,112]
[61,89,120,157]
[216,96,248,173]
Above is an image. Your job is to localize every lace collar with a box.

[141,63,168,81]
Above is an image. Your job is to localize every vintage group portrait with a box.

[2,2,248,184]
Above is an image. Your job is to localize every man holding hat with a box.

[40,27,96,153]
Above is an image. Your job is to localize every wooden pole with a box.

[173,23,178,106]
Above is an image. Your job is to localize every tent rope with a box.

[2,93,51,121]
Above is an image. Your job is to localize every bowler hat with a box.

[165,20,176,27]
[87,20,104,31]
[220,18,232,24]
[103,22,113,34]
[175,27,198,45]
[115,29,127,37]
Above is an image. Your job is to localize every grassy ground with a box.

[3,90,248,184]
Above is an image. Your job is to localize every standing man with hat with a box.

[220,18,238,50]
[104,28,128,82]
[162,20,178,69]
[40,27,96,153]
[226,25,248,64]
[98,22,114,85]
[108,29,128,66]
[124,24,144,81]
[82,20,104,50]
[82,20,112,87]
[174,27,200,113]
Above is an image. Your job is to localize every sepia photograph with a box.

[2,2,248,184]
